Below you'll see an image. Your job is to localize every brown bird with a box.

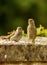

[0,27,23,42]
[27,19,37,43]
[10,27,23,41]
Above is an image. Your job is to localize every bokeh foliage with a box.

[0,0,47,35]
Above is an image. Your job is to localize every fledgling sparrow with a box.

[10,27,23,41]
[27,19,37,43]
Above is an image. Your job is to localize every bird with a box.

[10,27,23,41]
[0,27,23,42]
[27,18,37,43]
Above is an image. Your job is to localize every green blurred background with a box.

[0,0,47,35]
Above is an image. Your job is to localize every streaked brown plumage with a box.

[10,27,22,41]
[27,19,37,43]
[0,27,22,42]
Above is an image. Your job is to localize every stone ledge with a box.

[0,37,47,62]
[0,37,47,45]
[0,45,47,62]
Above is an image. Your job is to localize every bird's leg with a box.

[32,38,35,44]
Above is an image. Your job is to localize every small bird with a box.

[27,18,37,43]
[0,27,23,42]
[10,27,23,41]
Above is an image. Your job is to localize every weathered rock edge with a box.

[0,44,47,62]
